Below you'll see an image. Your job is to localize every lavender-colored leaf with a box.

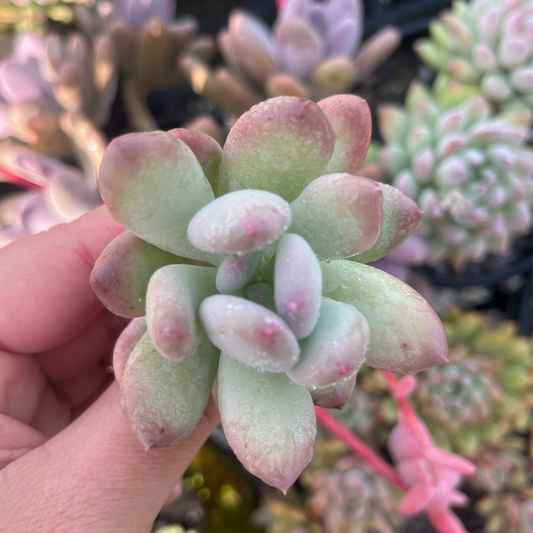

[113,317,147,383]
[216,251,262,294]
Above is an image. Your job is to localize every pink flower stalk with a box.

[383,371,476,533]
[315,406,407,491]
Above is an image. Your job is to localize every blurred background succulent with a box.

[415,0,533,114]
[79,0,216,131]
[370,75,533,270]
[256,438,403,533]
[179,0,401,116]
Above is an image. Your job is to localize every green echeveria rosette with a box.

[423,310,533,458]
[376,76,533,270]
[91,95,449,492]
[415,0,533,113]
[256,439,402,533]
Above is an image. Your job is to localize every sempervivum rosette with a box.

[92,95,448,491]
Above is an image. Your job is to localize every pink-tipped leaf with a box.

[146,265,217,361]
[274,233,322,339]
[200,295,300,372]
[218,353,316,493]
[289,173,383,260]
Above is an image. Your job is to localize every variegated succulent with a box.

[92,95,448,492]
[180,0,401,116]
[374,76,533,269]
[415,0,533,113]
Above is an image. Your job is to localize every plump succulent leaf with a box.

[98,132,216,262]
[91,231,198,318]
[274,233,322,339]
[218,97,336,202]
[146,265,217,361]
[218,353,316,493]
[200,295,300,372]
[287,297,369,390]
[167,128,222,194]
[289,173,383,260]
[113,317,147,383]
[216,251,262,294]
[187,190,291,254]
[351,183,423,263]
[322,260,449,373]
[318,95,372,175]
[119,331,219,450]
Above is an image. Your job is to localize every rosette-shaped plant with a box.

[375,76,533,269]
[180,0,400,115]
[415,0,533,112]
[92,95,448,492]
[415,310,533,458]
[93,0,214,131]
[255,439,402,533]
[0,31,115,159]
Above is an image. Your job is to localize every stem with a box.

[315,406,408,491]
[122,77,159,132]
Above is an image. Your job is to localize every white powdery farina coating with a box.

[218,353,316,493]
[274,233,322,339]
[187,190,291,254]
[199,295,300,372]
[287,297,369,389]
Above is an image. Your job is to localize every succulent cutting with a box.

[91,95,447,491]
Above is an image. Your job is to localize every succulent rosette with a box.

[0,141,101,247]
[180,0,401,115]
[90,0,213,131]
[0,31,115,158]
[375,76,533,269]
[415,0,533,113]
[92,95,448,491]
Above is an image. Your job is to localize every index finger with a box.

[0,206,125,354]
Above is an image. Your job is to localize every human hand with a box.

[0,206,220,532]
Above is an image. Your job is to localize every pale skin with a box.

[0,206,220,532]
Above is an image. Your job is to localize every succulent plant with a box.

[477,486,533,533]
[0,30,113,163]
[87,0,214,131]
[255,438,402,533]
[415,0,533,113]
[0,141,101,247]
[374,75,533,269]
[91,95,448,492]
[179,0,401,116]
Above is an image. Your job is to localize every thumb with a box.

[0,382,219,533]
